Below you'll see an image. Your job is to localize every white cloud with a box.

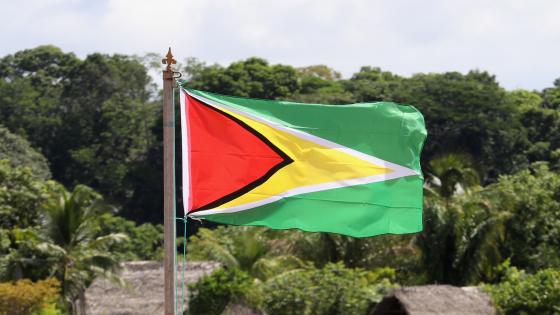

[0,0,559,89]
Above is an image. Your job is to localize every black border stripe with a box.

[187,94,293,213]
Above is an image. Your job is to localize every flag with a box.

[179,88,427,237]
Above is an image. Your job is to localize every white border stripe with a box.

[191,172,412,216]
[179,89,190,215]
[184,90,419,216]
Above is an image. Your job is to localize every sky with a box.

[1,0,559,90]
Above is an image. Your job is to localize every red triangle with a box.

[186,94,290,212]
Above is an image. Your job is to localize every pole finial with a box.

[162,47,177,72]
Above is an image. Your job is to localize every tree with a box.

[396,71,528,180]
[40,183,127,314]
[0,160,46,229]
[487,163,560,271]
[520,108,560,164]
[0,125,51,180]
[183,57,300,99]
[188,227,304,281]
[55,53,158,205]
[0,160,53,282]
[542,77,560,109]
[343,66,403,103]
[288,65,354,104]
[505,89,543,114]
[415,194,507,285]
[284,231,418,273]
[0,46,78,161]
[297,65,341,81]
[425,153,481,202]
[0,46,159,221]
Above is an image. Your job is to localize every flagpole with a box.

[162,47,177,315]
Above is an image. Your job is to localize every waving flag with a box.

[179,88,426,237]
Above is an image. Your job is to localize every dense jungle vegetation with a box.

[1,45,560,314]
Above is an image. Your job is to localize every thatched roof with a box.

[371,285,497,315]
[85,261,220,315]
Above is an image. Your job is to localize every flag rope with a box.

[175,216,188,314]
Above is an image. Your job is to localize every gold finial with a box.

[162,47,177,72]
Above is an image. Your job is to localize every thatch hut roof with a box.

[85,261,220,315]
[370,285,497,315]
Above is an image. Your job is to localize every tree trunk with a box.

[78,290,86,315]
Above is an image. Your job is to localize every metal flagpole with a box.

[162,47,177,315]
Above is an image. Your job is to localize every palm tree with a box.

[188,226,305,281]
[418,153,510,285]
[40,183,127,315]
[414,194,508,285]
[425,153,481,203]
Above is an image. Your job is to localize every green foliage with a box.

[188,268,255,315]
[4,47,560,299]
[345,66,404,102]
[0,278,60,315]
[520,108,560,164]
[485,264,560,315]
[542,78,560,109]
[189,264,396,315]
[415,193,507,285]
[399,71,527,179]
[286,231,417,272]
[189,225,421,286]
[0,126,50,179]
[298,65,341,81]
[188,227,304,280]
[0,160,46,229]
[0,46,158,223]
[0,161,54,281]
[55,53,158,206]
[0,228,56,281]
[488,163,560,271]
[31,303,65,315]
[505,89,543,113]
[0,46,76,158]
[97,213,163,260]
[426,153,481,200]
[262,262,396,315]
[183,57,300,99]
[288,65,354,104]
[40,183,127,313]
[189,227,260,268]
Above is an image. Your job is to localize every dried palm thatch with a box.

[84,261,220,315]
[370,285,497,315]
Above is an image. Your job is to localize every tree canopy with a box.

[0,125,51,180]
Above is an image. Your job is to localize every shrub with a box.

[188,268,256,315]
[484,266,560,315]
[262,262,396,315]
[97,213,163,260]
[0,278,60,315]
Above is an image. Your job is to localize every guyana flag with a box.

[179,88,426,237]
